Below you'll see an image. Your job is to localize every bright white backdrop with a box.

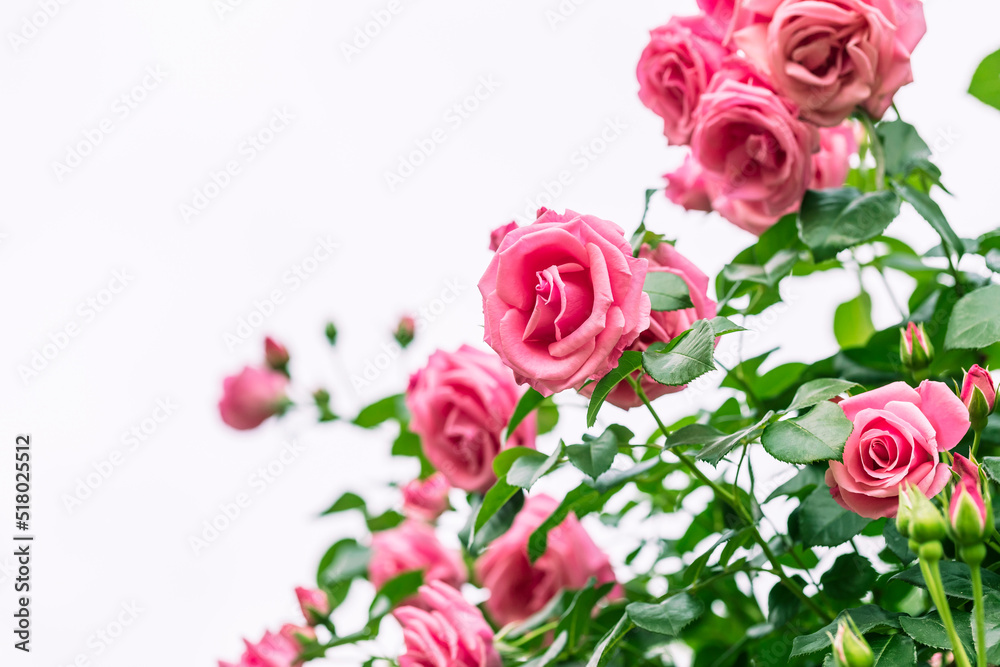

[1,0,999,664]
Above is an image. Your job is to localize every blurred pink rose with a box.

[369,520,466,593]
[393,582,501,667]
[826,381,971,519]
[664,155,713,212]
[294,587,330,626]
[407,345,536,492]
[219,624,313,667]
[264,336,290,371]
[734,0,926,125]
[475,494,618,626]
[812,124,858,190]
[402,473,451,522]
[489,221,518,252]
[637,15,729,145]
[691,62,818,235]
[218,366,289,430]
[479,208,651,396]
[580,243,717,409]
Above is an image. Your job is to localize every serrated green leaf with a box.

[627,594,704,636]
[796,486,871,547]
[798,188,901,261]
[791,605,902,656]
[900,610,975,657]
[820,553,877,599]
[644,271,693,311]
[895,182,963,261]
[586,614,633,667]
[945,284,1000,349]
[474,479,520,533]
[869,634,916,667]
[506,388,545,442]
[788,378,861,411]
[587,350,642,427]
[761,401,853,464]
[567,427,622,479]
[891,561,1000,600]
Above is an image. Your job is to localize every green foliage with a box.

[970,47,1000,111]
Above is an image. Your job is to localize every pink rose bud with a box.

[479,208,651,396]
[489,221,518,251]
[402,473,451,522]
[392,582,501,667]
[899,322,933,373]
[394,315,417,349]
[664,155,713,213]
[961,365,996,418]
[218,625,311,667]
[826,381,969,519]
[907,482,948,545]
[264,336,290,371]
[831,616,873,667]
[475,494,618,626]
[294,587,331,626]
[949,454,990,546]
[218,366,290,431]
[811,123,858,190]
[407,346,536,492]
[368,521,466,597]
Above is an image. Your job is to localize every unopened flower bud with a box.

[900,322,933,373]
[325,321,339,346]
[831,616,874,667]
[295,587,331,626]
[896,486,913,538]
[394,315,416,349]
[949,454,990,546]
[264,336,290,373]
[961,365,996,413]
[907,484,947,545]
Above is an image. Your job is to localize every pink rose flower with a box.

[369,520,466,593]
[637,15,730,145]
[664,155,713,212]
[691,62,818,235]
[734,0,926,126]
[402,473,451,522]
[407,345,536,492]
[393,582,501,667]
[479,208,651,396]
[811,123,858,190]
[489,221,519,252]
[219,624,313,667]
[580,243,717,409]
[475,494,618,626]
[825,381,971,519]
[218,366,289,431]
[961,365,996,413]
[294,587,330,626]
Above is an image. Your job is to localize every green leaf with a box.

[982,457,1000,484]
[969,47,1000,112]
[507,444,563,489]
[468,491,524,555]
[798,188,901,261]
[945,284,1000,349]
[705,316,746,336]
[820,553,877,599]
[317,539,371,592]
[522,631,568,667]
[765,465,826,502]
[795,486,871,547]
[834,291,876,349]
[900,610,975,656]
[696,413,775,466]
[891,561,1000,600]
[791,605,902,656]
[506,388,545,442]
[353,394,407,428]
[586,613,633,667]
[642,319,715,386]
[876,120,932,179]
[982,593,1000,664]
[761,401,853,464]
[868,634,916,667]
[474,479,521,533]
[587,350,643,427]
[493,446,541,477]
[768,578,803,628]
[895,182,963,260]
[567,426,624,479]
[627,594,704,636]
[883,521,916,565]
[368,570,423,620]
[556,582,616,649]
[788,378,861,411]
[321,492,366,516]
[365,509,405,532]
[722,248,800,288]
[644,272,693,311]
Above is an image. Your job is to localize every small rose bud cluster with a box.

[899,322,933,377]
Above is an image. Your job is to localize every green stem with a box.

[860,112,886,191]
[972,430,982,460]
[631,379,833,623]
[920,555,973,667]
[971,561,988,667]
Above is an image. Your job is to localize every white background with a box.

[1,0,999,664]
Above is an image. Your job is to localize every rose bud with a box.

[401,473,451,522]
[264,336,290,373]
[961,365,996,433]
[895,486,912,538]
[394,315,416,349]
[489,221,518,251]
[899,322,933,374]
[949,454,991,547]
[294,587,331,626]
[324,321,338,346]
[831,616,874,667]
[906,483,948,546]
[218,624,312,667]
[218,367,290,431]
